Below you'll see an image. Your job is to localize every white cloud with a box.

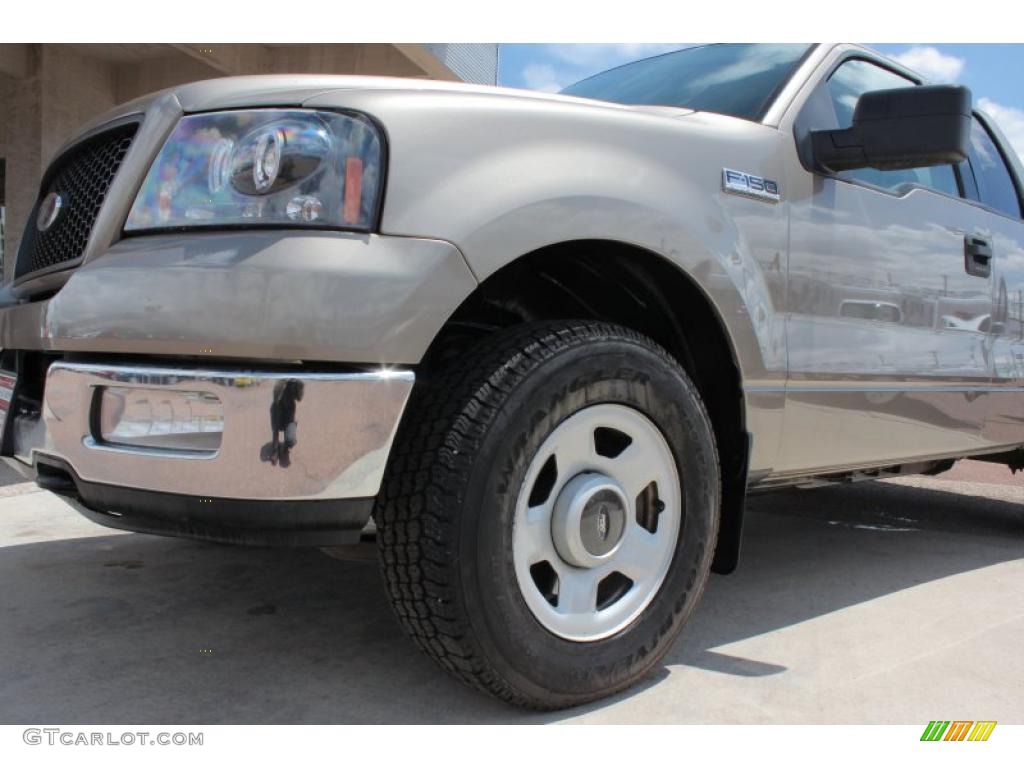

[891,46,965,83]
[520,63,564,93]
[978,97,1024,163]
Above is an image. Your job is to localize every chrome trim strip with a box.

[46,361,413,384]
[745,383,996,393]
[755,442,1020,485]
[22,361,415,501]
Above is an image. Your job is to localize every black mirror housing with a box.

[811,84,972,172]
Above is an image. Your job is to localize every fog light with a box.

[97,387,223,454]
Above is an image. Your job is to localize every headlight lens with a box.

[125,109,383,232]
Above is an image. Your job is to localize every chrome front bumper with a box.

[6,361,414,501]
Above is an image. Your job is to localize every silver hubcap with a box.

[512,404,681,642]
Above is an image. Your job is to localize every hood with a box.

[65,75,694,150]
[173,74,694,115]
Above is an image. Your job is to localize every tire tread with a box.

[375,320,716,709]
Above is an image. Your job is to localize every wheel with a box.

[375,321,720,709]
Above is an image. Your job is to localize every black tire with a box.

[375,321,720,709]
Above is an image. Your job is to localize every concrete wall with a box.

[0,75,8,269]
[1,48,42,281]
[40,47,119,164]
[0,43,496,282]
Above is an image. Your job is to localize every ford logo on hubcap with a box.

[597,505,609,540]
[36,192,63,233]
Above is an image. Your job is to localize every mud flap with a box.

[711,432,751,575]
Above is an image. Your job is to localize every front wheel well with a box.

[420,240,750,573]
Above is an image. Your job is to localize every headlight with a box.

[125,109,383,232]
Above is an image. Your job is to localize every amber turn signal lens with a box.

[343,156,364,225]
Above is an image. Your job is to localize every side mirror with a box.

[811,84,972,172]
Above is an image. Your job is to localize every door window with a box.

[960,118,1023,219]
[826,59,960,197]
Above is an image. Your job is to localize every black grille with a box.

[16,123,137,280]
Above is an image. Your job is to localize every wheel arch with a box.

[420,238,751,573]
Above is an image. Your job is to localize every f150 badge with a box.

[722,168,781,203]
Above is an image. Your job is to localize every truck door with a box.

[780,56,993,476]
[956,115,1024,450]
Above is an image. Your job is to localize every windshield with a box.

[561,44,813,121]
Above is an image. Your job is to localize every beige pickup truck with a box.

[2,43,1022,708]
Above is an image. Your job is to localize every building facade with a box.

[424,44,498,86]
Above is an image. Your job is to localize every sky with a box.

[498,44,1024,160]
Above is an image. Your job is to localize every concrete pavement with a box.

[0,461,1020,724]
